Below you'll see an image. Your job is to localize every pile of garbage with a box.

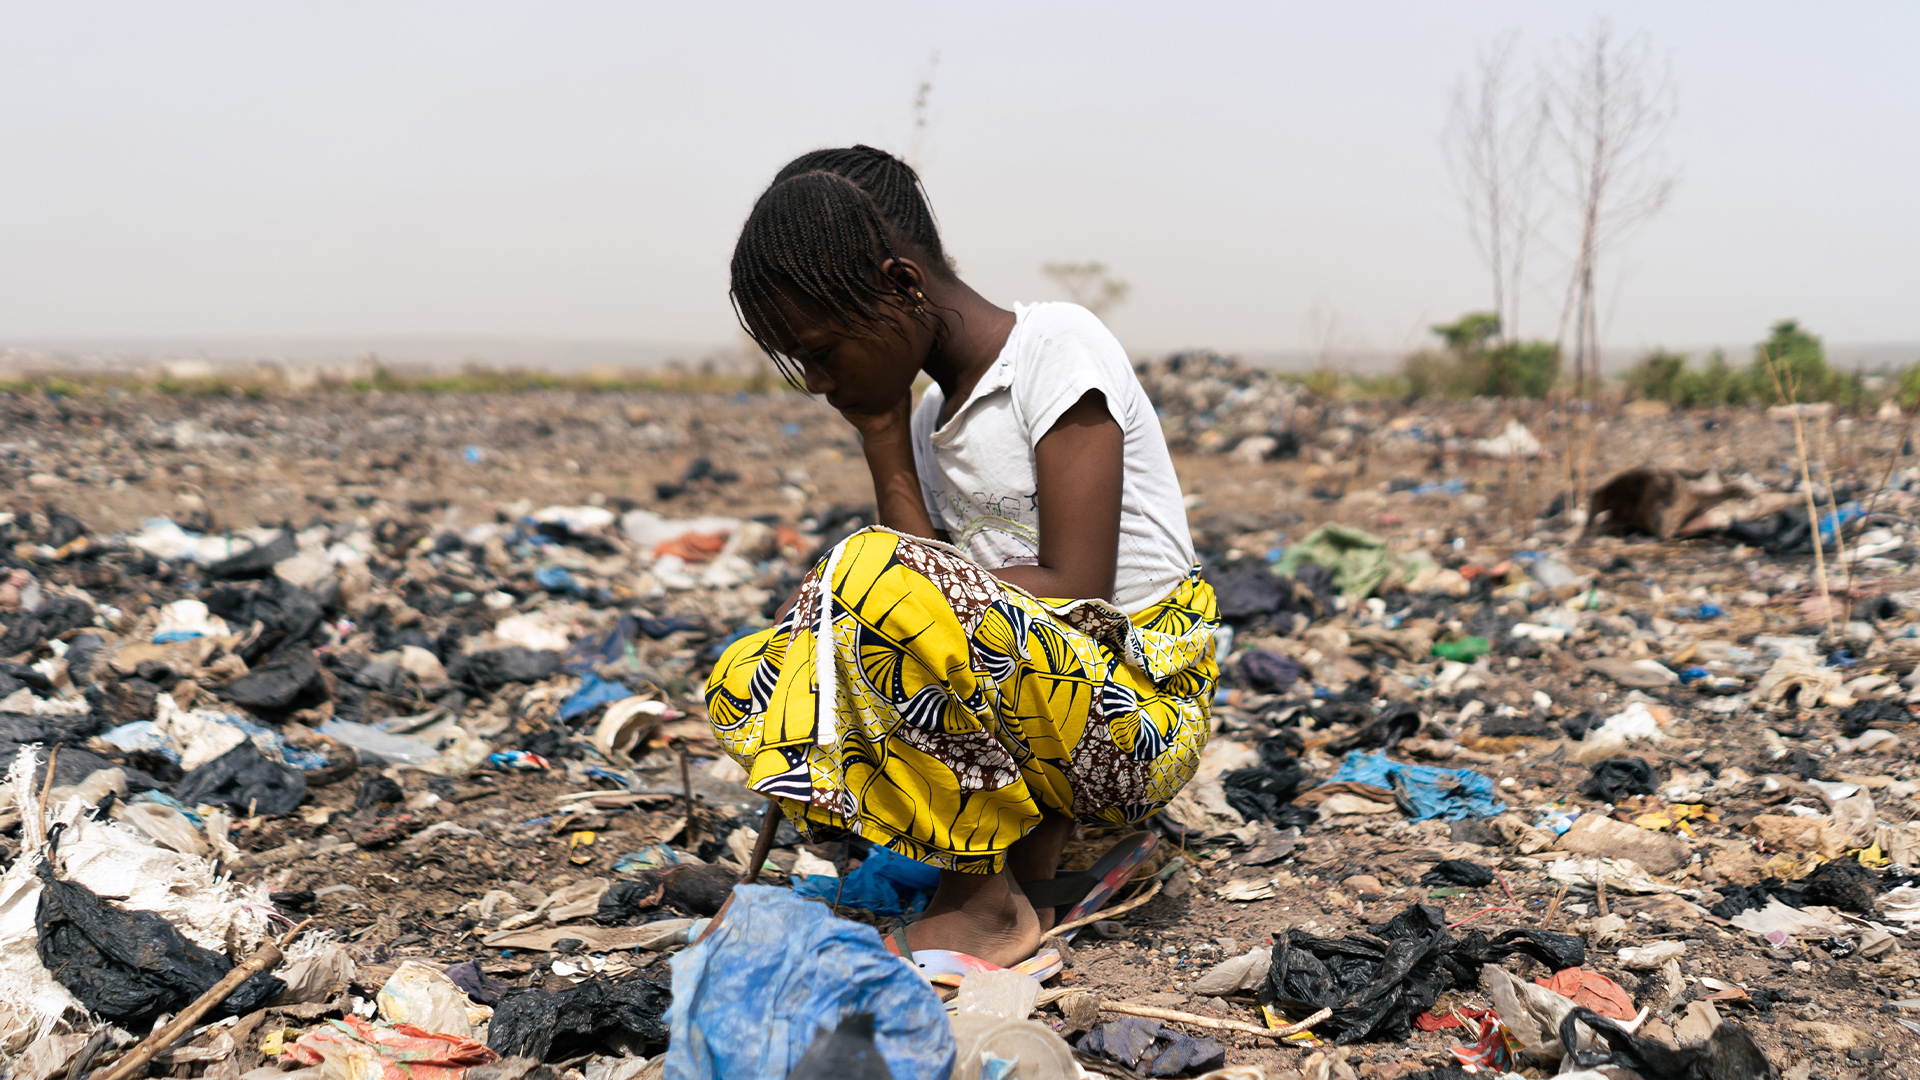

[7,387,1920,1077]
[1134,352,1317,459]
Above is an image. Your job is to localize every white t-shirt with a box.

[910,302,1196,614]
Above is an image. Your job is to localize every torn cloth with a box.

[1323,751,1505,821]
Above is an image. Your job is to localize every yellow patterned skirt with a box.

[704,528,1218,874]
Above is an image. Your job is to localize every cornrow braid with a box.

[771,145,952,276]
[731,146,952,388]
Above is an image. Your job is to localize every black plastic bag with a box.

[1325,702,1421,755]
[221,649,328,717]
[487,975,672,1061]
[1075,1017,1225,1077]
[1581,757,1656,803]
[206,530,297,580]
[450,648,563,691]
[787,1014,895,1080]
[1557,1006,1776,1080]
[1801,858,1879,915]
[34,862,283,1027]
[1264,904,1453,1044]
[1211,565,1292,622]
[1483,928,1585,970]
[205,578,325,663]
[1221,732,1307,826]
[173,742,308,816]
[1237,650,1303,694]
[1420,860,1493,887]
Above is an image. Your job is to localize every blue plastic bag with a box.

[791,845,941,917]
[665,885,953,1080]
[1324,750,1505,821]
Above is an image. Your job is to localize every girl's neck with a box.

[920,279,1017,409]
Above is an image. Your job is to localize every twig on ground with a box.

[1763,352,1837,640]
[88,941,283,1080]
[1048,879,1164,938]
[1096,1002,1332,1040]
[1544,883,1569,929]
[1447,905,1524,929]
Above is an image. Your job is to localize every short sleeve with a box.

[1013,305,1135,441]
[910,386,944,526]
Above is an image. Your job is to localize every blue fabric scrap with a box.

[560,673,633,721]
[1325,750,1505,821]
[791,845,941,917]
[665,885,953,1080]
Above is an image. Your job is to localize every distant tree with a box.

[1549,23,1677,404]
[1404,311,1559,399]
[1444,35,1548,344]
[1431,311,1502,353]
[1627,349,1687,401]
[1042,262,1131,317]
[1753,319,1835,402]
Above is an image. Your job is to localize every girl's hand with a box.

[836,395,915,443]
[842,395,942,541]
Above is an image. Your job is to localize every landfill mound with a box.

[0,386,1915,1078]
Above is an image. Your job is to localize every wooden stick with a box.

[88,941,283,1080]
[1596,876,1610,918]
[1544,883,1568,930]
[38,745,61,810]
[1098,1002,1331,1040]
[678,746,698,849]
[1048,879,1164,938]
[741,799,782,884]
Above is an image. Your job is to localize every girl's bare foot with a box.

[903,869,1042,968]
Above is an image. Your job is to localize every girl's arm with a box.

[992,390,1122,601]
[844,398,941,540]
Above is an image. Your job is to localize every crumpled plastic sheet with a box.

[1074,1017,1225,1076]
[0,747,274,1051]
[664,885,953,1080]
[287,1017,497,1080]
[1557,1006,1774,1080]
[1265,903,1455,1044]
[34,860,283,1026]
[172,741,308,816]
[791,845,941,918]
[488,975,670,1061]
[1323,751,1505,822]
[1420,860,1493,887]
[1579,757,1656,803]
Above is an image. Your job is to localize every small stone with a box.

[1341,874,1385,894]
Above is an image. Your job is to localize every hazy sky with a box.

[2,3,1915,359]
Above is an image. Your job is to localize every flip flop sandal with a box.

[1017,830,1158,938]
[882,924,1065,983]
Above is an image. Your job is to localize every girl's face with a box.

[785,301,931,416]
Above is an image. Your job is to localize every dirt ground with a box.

[5,385,1919,1079]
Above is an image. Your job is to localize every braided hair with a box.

[731,146,951,387]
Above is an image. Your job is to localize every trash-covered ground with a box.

[3,377,1919,1080]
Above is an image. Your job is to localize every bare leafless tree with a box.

[1042,262,1131,317]
[1549,23,1677,403]
[1444,34,1548,345]
[908,51,939,171]
[1542,22,1677,511]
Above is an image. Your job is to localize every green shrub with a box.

[1400,313,1560,400]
